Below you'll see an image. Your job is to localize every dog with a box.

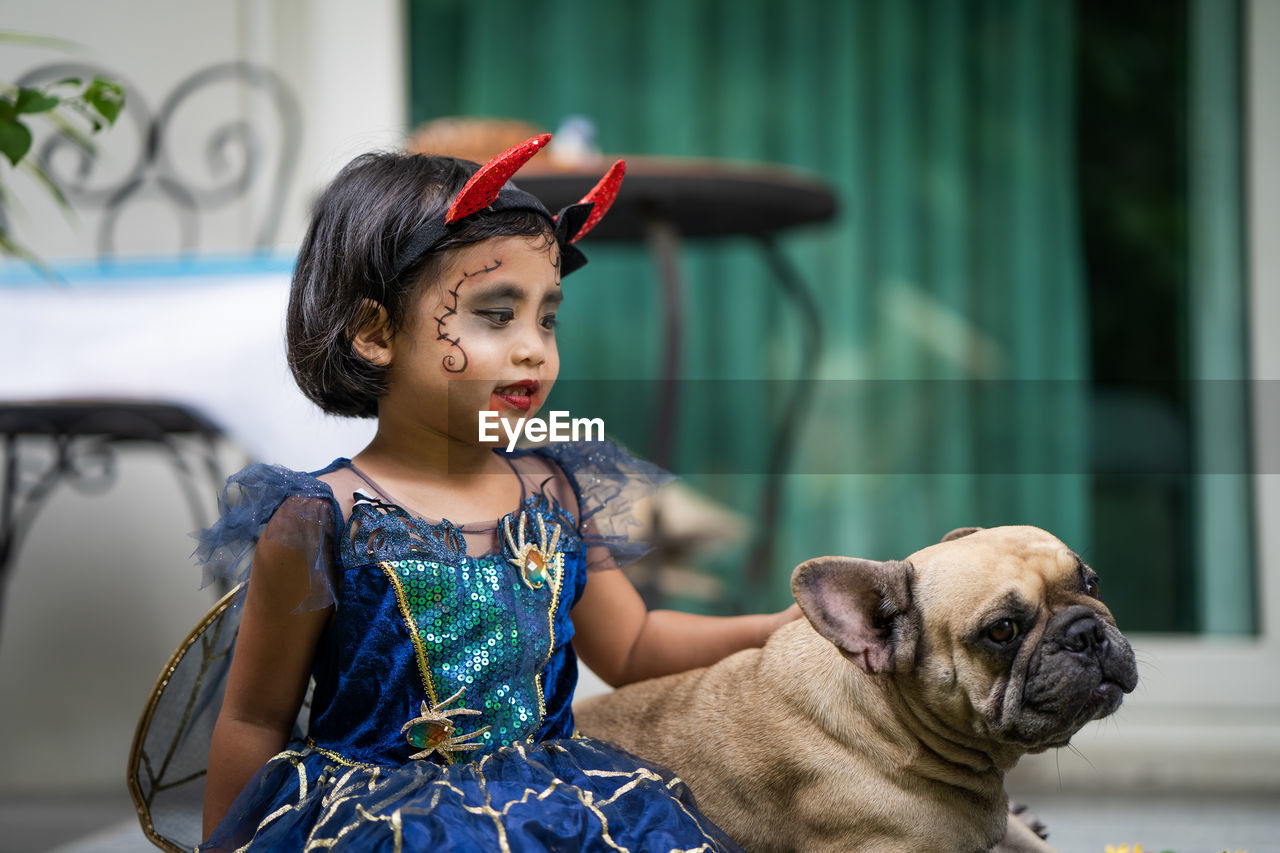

[574,526,1138,852]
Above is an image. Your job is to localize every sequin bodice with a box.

[306,490,587,766]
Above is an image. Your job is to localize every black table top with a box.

[516,155,838,242]
[0,400,222,440]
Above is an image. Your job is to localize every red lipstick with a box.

[491,379,540,412]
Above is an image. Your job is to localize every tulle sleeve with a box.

[192,463,341,611]
[531,438,675,572]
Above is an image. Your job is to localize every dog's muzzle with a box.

[1018,605,1138,744]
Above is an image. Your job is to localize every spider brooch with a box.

[401,687,490,761]
[503,510,562,589]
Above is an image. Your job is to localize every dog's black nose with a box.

[1063,617,1108,656]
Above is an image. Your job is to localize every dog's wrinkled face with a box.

[792,525,1138,753]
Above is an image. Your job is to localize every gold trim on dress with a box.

[503,508,566,727]
[304,738,370,769]
[188,738,731,853]
[532,541,564,724]
[378,561,442,709]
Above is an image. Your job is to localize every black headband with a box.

[391,185,592,281]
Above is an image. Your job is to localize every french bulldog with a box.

[575,525,1138,852]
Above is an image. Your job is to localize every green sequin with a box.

[382,548,562,756]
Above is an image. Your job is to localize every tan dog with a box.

[575,526,1138,853]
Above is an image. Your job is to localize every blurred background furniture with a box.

[0,401,229,645]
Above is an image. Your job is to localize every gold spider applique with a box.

[400,687,490,761]
[503,510,562,589]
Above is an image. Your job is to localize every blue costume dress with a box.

[129,439,741,853]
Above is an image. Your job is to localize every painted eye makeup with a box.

[474,308,515,326]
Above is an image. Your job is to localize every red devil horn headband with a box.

[446,132,625,244]
[392,133,625,280]
[569,159,625,243]
[445,133,552,224]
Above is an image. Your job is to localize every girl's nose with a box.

[511,322,548,366]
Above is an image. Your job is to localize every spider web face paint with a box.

[434,259,503,373]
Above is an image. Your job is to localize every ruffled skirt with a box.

[202,736,742,853]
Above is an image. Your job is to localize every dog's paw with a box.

[1007,801,1049,840]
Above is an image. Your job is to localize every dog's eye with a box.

[1084,577,1100,599]
[986,619,1019,643]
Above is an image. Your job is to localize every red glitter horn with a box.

[566,159,626,243]
[445,133,552,224]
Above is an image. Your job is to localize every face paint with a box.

[382,236,562,447]
[434,259,503,373]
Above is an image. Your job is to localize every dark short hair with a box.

[286,152,555,418]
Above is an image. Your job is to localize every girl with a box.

[187,135,796,851]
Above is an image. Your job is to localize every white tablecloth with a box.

[0,262,375,470]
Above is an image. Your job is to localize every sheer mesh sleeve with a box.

[192,463,341,611]
[530,439,675,572]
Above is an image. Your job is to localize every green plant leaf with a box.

[0,116,33,165]
[0,31,81,53]
[84,77,124,125]
[15,87,59,114]
[44,108,95,152]
[0,32,125,271]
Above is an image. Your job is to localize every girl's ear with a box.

[351,299,394,366]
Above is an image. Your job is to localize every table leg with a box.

[0,432,85,640]
[643,216,685,471]
[745,234,825,597]
[0,433,18,634]
[634,217,688,606]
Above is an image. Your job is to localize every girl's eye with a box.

[541,313,558,330]
[986,619,1019,644]
[477,309,514,326]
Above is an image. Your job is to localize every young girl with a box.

[188,135,796,851]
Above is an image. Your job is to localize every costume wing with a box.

[128,585,311,852]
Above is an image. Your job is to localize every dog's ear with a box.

[791,556,913,674]
[941,526,982,542]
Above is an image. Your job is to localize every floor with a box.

[1,787,1276,853]
[1010,789,1279,853]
